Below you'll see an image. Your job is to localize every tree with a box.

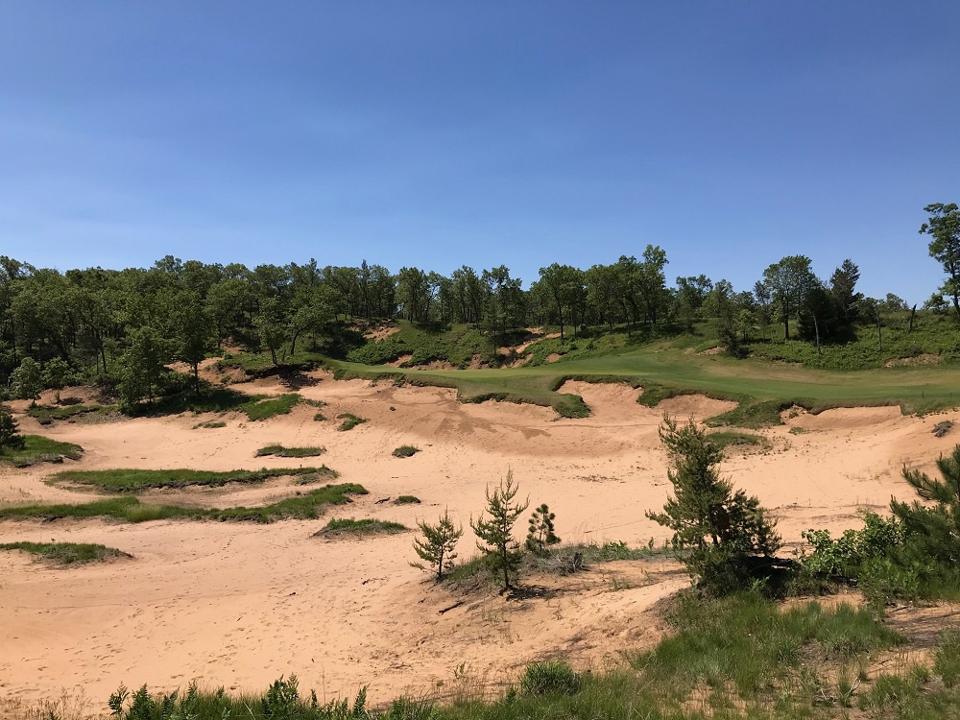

[920,202,960,320]
[761,256,817,340]
[255,298,287,366]
[413,509,463,582]
[526,503,560,555]
[0,406,24,450]
[647,417,781,594]
[42,357,72,404]
[829,259,862,331]
[534,264,583,340]
[471,471,529,592]
[118,326,169,409]
[173,292,214,393]
[9,357,43,402]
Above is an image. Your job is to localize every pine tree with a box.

[0,407,24,450]
[526,504,560,555]
[413,509,463,581]
[895,445,960,567]
[472,471,529,592]
[647,416,780,594]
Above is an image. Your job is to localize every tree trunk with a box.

[813,314,821,356]
[908,305,917,333]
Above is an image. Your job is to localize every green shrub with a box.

[394,495,421,504]
[935,631,960,687]
[519,660,582,696]
[337,413,367,431]
[392,445,419,458]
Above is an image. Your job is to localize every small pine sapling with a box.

[526,503,560,555]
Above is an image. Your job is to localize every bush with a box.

[519,661,582,696]
[392,445,420,458]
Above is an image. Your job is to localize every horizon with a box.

[3,2,960,303]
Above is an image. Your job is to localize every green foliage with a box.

[9,356,43,400]
[28,402,118,424]
[392,445,420,458]
[519,661,581,696]
[525,503,560,555]
[118,326,170,409]
[0,483,367,524]
[413,508,462,581]
[346,322,498,368]
[646,417,781,595]
[256,444,326,457]
[242,393,301,420]
[0,541,129,565]
[0,433,83,466]
[0,406,24,449]
[935,631,960,688]
[50,466,335,492]
[471,471,529,592]
[706,430,768,451]
[633,591,899,699]
[317,518,407,537]
[394,495,421,504]
[337,413,367,431]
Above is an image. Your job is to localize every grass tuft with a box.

[336,413,367,431]
[314,517,407,537]
[392,445,420,458]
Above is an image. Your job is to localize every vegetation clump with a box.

[394,495,421,505]
[50,466,334,492]
[392,445,420,458]
[316,518,407,538]
[256,444,326,458]
[241,393,301,421]
[337,413,367,431]
[0,434,83,467]
[0,484,367,523]
[0,541,130,565]
[525,503,560,555]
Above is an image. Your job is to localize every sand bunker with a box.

[2,376,958,712]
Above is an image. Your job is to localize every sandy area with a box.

[2,373,958,714]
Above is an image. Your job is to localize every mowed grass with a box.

[256,444,326,458]
[326,336,960,423]
[49,467,336,492]
[314,517,408,537]
[0,483,367,524]
[0,541,130,565]
[0,435,83,467]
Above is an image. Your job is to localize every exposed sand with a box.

[2,374,957,714]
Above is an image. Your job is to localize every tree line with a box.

[2,202,957,399]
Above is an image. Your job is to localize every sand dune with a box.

[1,375,957,713]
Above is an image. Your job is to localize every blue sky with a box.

[2,2,958,302]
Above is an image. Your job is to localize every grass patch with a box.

[28,403,117,425]
[0,435,83,467]
[0,483,367,524]
[241,394,301,421]
[255,444,326,458]
[193,420,226,429]
[392,445,420,458]
[314,517,407,538]
[0,541,130,565]
[313,411,326,421]
[394,495,421,504]
[49,467,336,492]
[336,413,367,431]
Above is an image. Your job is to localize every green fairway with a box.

[327,341,960,424]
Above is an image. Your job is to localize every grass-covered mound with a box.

[0,541,130,565]
[28,403,118,425]
[49,467,336,492]
[0,483,367,523]
[346,321,498,368]
[0,434,83,466]
[314,517,408,538]
[256,444,326,458]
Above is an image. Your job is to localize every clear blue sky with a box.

[2,2,958,302]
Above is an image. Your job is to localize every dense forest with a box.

[1,202,958,407]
